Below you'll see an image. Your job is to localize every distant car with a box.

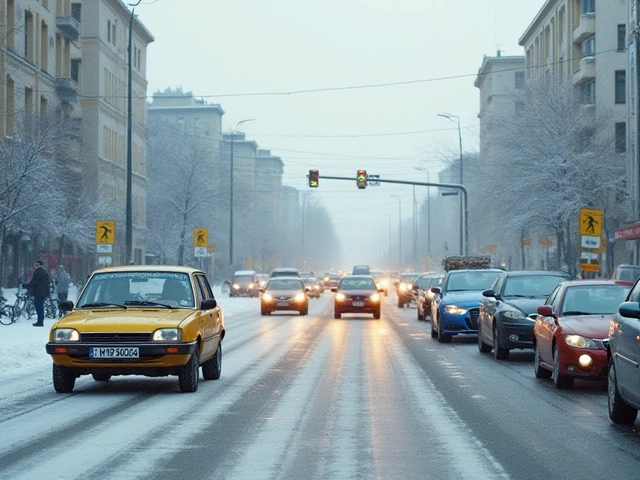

[430,268,503,343]
[370,269,389,296]
[260,277,309,315]
[611,264,640,283]
[257,273,269,289]
[416,273,444,321]
[609,278,640,424]
[534,280,631,389]
[396,272,421,308]
[478,270,572,360]
[352,265,371,275]
[333,275,382,319]
[270,267,300,278]
[45,265,224,393]
[321,272,341,289]
[230,270,259,297]
[303,277,322,298]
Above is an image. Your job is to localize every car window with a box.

[502,275,569,298]
[561,285,631,315]
[268,279,303,290]
[340,278,376,290]
[446,271,501,292]
[627,281,640,302]
[195,274,213,301]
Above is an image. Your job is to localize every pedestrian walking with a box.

[23,260,51,327]
[55,265,70,316]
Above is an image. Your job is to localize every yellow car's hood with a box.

[54,308,194,331]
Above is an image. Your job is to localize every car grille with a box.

[80,332,152,343]
[467,308,480,329]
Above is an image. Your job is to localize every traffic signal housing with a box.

[357,170,367,189]
[308,169,319,187]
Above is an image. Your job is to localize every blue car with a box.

[430,268,503,343]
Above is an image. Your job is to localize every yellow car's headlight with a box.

[153,328,181,342]
[53,329,79,342]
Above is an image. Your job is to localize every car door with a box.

[480,274,503,338]
[613,282,640,401]
[195,274,222,360]
[536,285,562,365]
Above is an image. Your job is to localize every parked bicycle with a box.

[0,296,17,326]
[12,286,36,321]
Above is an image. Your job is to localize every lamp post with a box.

[414,167,431,258]
[126,0,141,264]
[437,112,463,255]
[229,118,254,266]
[384,213,392,263]
[391,195,402,268]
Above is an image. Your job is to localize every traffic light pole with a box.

[316,175,469,256]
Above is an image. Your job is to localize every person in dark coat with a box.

[23,260,51,327]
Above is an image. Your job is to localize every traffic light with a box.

[357,170,367,189]
[308,169,319,187]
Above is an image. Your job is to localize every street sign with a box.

[96,244,113,253]
[368,174,380,186]
[98,256,113,265]
[581,251,599,260]
[193,228,208,247]
[581,235,601,249]
[580,263,600,272]
[96,220,115,244]
[194,247,207,257]
[579,208,603,237]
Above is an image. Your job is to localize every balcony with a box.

[572,56,596,85]
[572,14,595,44]
[55,77,78,103]
[56,15,80,42]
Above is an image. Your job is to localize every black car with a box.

[333,275,383,319]
[478,270,571,360]
[416,273,444,321]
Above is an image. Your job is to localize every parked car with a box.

[370,269,390,296]
[230,269,259,297]
[609,277,640,423]
[430,268,503,343]
[610,264,640,283]
[416,273,444,321]
[533,279,631,389]
[45,265,224,393]
[478,270,572,360]
[260,277,309,315]
[396,272,421,308]
[333,275,383,319]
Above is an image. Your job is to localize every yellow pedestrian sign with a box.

[579,208,603,237]
[193,228,208,247]
[96,221,115,244]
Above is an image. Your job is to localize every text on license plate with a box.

[277,301,289,307]
[90,347,139,359]
[352,301,365,307]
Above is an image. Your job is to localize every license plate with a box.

[89,347,139,359]
[277,301,289,307]
[352,301,365,307]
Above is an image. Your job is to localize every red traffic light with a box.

[308,169,319,187]
[356,170,367,189]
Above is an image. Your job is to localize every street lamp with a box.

[391,195,402,268]
[437,112,463,255]
[414,167,431,258]
[229,118,255,266]
[126,0,141,264]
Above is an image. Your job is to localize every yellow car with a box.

[46,265,225,393]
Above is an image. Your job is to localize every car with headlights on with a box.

[333,275,383,319]
[321,272,341,290]
[533,279,631,389]
[45,265,224,394]
[396,272,421,308]
[430,268,503,343]
[260,277,309,315]
[229,269,259,297]
[478,270,571,360]
[370,269,390,297]
[303,276,322,298]
[416,273,444,321]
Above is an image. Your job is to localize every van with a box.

[230,270,258,297]
[270,267,300,278]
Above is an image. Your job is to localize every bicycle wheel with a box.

[11,299,23,322]
[0,304,13,325]
[45,298,58,318]
[25,298,35,319]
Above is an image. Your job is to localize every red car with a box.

[533,279,632,388]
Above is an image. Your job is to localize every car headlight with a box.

[370,293,381,302]
[232,283,239,289]
[153,328,181,342]
[564,335,597,349]
[444,305,467,315]
[248,283,255,288]
[52,328,79,342]
[294,293,306,302]
[336,292,346,302]
[262,293,273,302]
[503,310,526,319]
[381,279,388,287]
[399,283,408,291]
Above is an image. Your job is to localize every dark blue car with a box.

[430,269,503,343]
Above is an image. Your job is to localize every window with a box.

[615,122,626,153]
[71,3,81,22]
[581,79,595,104]
[618,24,626,51]
[71,59,80,82]
[515,71,525,89]
[582,36,595,57]
[24,10,33,60]
[615,70,626,104]
[583,0,595,14]
[107,20,111,43]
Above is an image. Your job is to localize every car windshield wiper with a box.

[123,300,173,309]
[561,311,590,316]
[79,302,127,309]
